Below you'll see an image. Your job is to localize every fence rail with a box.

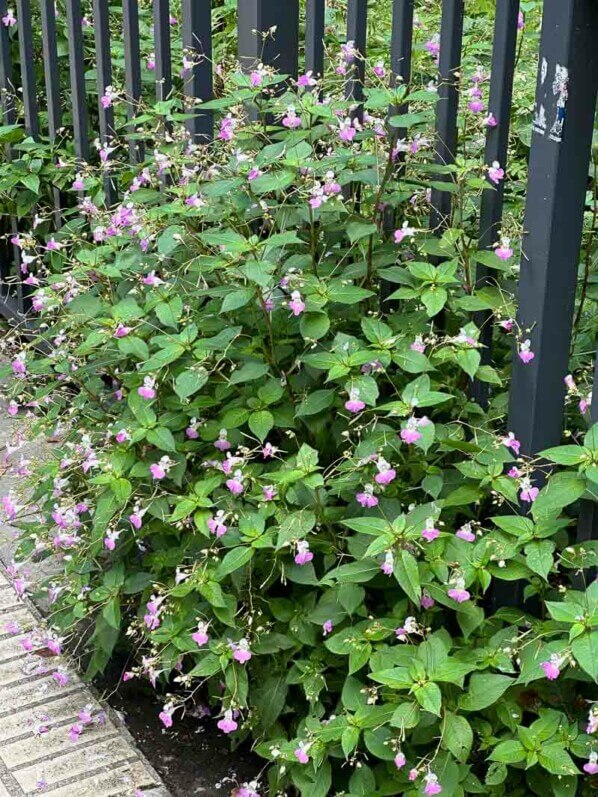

[0,0,596,602]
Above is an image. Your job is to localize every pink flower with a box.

[114,324,131,338]
[338,117,358,142]
[373,61,386,78]
[587,709,598,734]
[262,485,276,501]
[294,745,309,764]
[219,115,236,142]
[69,723,83,742]
[53,671,69,687]
[424,774,443,795]
[394,221,416,244]
[262,442,276,459]
[500,318,514,332]
[115,429,130,444]
[7,400,18,417]
[294,540,313,566]
[147,55,155,70]
[208,512,228,538]
[421,517,440,542]
[129,511,143,530]
[409,768,419,781]
[45,237,63,251]
[288,290,305,316]
[143,270,163,286]
[394,752,406,769]
[72,173,85,191]
[468,100,485,114]
[410,336,426,353]
[488,160,505,184]
[2,9,16,26]
[519,481,539,502]
[495,237,513,260]
[150,462,167,480]
[508,466,521,479]
[100,85,115,108]
[214,429,231,451]
[375,457,396,485]
[248,168,262,181]
[217,710,238,734]
[518,339,535,364]
[356,485,378,508]
[159,707,174,728]
[226,471,244,495]
[322,619,333,635]
[381,551,394,576]
[104,530,120,551]
[232,639,252,663]
[424,36,440,59]
[282,105,301,129]
[420,591,435,610]
[345,388,365,414]
[297,71,317,87]
[138,376,156,399]
[447,585,470,603]
[541,656,561,681]
[401,415,428,444]
[192,622,209,647]
[456,523,475,542]
[583,753,598,775]
[250,69,263,87]
[485,113,497,127]
[185,193,204,208]
[11,354,26,377]
[518,11,524,30]
[501,432,520,455]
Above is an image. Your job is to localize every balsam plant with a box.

[0,13,597,797]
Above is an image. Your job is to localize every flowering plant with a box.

[1,10,597,797]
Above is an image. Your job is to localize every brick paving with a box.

[0,400,170,797]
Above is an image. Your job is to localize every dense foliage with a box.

[0,2,597,796]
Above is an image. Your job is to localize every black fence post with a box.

[40,0,62,225]
[508,0,598,457]
[345,0,367,115]
[182,0,213,143]
[66,0,90,162]
[472,0,520,408]
[305,0,325,80]
[237,0,299,79]
[93,0,116,205]
[123,0,144,163]
[429,0,464,235]
[495,0,598,611]
[574,353,598,589]
[15,0,38,139]
[154,0,172,103]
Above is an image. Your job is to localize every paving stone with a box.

[0,656,52,689]
[0,694,99,745]
[0,675,83,716]
[13,736,136,793]
[48,760,159,797]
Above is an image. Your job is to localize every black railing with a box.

[0,0,596,600]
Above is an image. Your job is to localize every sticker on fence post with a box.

[532,60,569,142]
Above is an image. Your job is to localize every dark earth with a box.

[97,672,262,797]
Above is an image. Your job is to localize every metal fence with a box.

[0,0,596,599]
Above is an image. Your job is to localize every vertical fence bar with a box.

[305,0,325,79]
[93,0,116,204]
[381,0,414,308]
[154,0,172,102]
[508,0,598,457]
[182,0,213,143]
[573,354,598,589]
[345,0,367,113]
[15,0,38,138]
[429,0,464,234]
[123,0,143,163]
[238,0,299,79]
[66,0,90,161]
[0,0,17,314]
[40,0,63,226]
[472,0,520,407]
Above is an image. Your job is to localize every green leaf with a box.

[252,674,288,730]
[490,740,526,764]
[538,445,589,465]
[216,547,255,579]
[525,540,555,580]
[220,288,255,313]
[102,597,121,630]
[174,368,208,400]
[459,673,514,711]
[532,473,587,519]
[198,581,227,607]
[296,389,335,417]
[300,312,330,340]
[456,348,481,380]
[421,287,447,317]
[248,410,274,442]
[146,426,177,452]
[230,361,270,384]
[414,681,442,715]
[442,713,473,762]
[346,220,377,244]
[155,296,183,328]
[538,744,579,776]
[394,550,421,604]
[571,631,598,680]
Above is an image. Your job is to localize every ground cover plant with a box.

[0,2,597,796]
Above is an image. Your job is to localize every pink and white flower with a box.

[217,709,238,734]
[138,376,156,400]
[345,388,365,414]
[488,160,505,185]
[192,621,209,647]
[421,517,440,542]
[356,484,378,508]
[518,339,535,364]
[541,654,562,681]
[294,540,313,566]
[232,638,252,663]
[288,290,306,316]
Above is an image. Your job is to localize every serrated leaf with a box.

[248,410,274,442]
